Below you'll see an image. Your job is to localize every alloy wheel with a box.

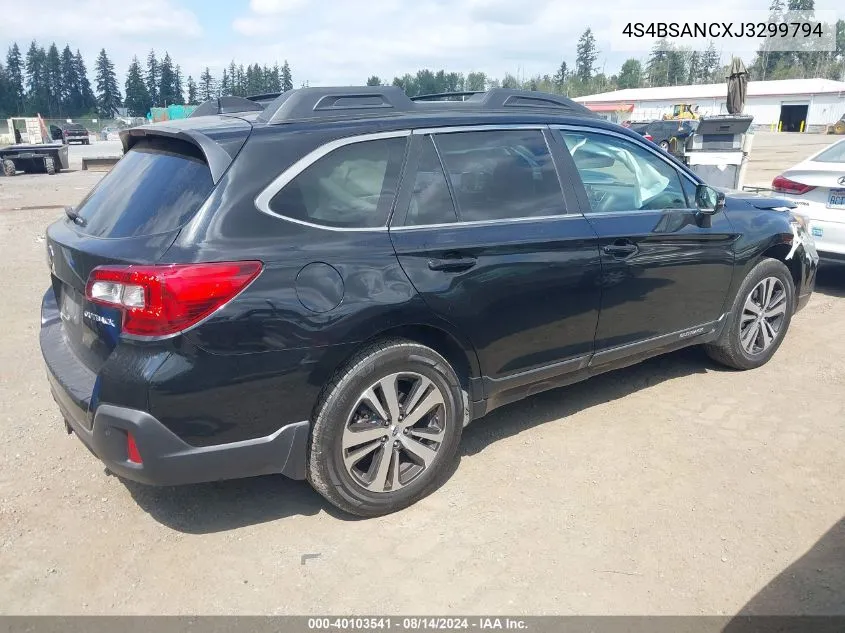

[341,372,447,493]
[740,276,788,355]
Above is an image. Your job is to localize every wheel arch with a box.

[311,321,482,407]
[761,243,803,309]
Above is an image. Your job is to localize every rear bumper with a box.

[48,368,309,485]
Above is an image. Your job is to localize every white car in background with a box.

[772,138,845,263]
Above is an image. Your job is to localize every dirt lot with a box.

[0,138,843,615]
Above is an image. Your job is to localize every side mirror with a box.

[695,184,725,215]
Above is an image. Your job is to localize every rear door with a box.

[389,126,602,390]
[554,125,736,360]
[45,136,217,374]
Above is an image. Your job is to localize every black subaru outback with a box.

[40,87,818,517]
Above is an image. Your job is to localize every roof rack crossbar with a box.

[411,91,485,101]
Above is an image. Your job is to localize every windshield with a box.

[813,140,845,163]
[73,137,214,238]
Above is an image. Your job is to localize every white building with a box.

[574,78,845,131]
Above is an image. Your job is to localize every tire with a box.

[307,338,465,517]
[705,258,795,370]
[659,140,670,151]
[44,157,56,175]
[2,159,15,177]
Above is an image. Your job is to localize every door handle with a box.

[602,240,639,258]
[427,256,477,272]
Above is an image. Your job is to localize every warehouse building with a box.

[574,78,845,131]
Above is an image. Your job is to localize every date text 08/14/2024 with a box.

[307,617,528,630]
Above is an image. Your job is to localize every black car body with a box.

[61,123,90,144]
[40,87,818,516]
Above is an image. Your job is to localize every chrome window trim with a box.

[390,213,586,232]
[393,125,575,230]
[553,124,701,187]
[255,124,581,233]
[253,129,411,233]
[411,123,547,135]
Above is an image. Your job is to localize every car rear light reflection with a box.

[127,433,142,464]
[772,175,815,195]
[85,261,263,338]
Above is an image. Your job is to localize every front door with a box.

[555,126,736,360]
[390,127,602,390]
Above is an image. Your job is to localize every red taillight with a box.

[127,433,142,464]
[772,175,815,195]
[644,133,654,141]
[85,261,262,338]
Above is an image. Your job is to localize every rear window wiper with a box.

[65,206,86,227]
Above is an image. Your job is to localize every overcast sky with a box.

[1,0,842,87]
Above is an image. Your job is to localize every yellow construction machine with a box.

[663,104,700,120]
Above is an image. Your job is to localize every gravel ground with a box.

[0,137,843,616]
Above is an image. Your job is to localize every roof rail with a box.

[468,89,595,115]
[256,86,596,124]
[411,91,484,101]
[189,96,265,117]
[257,86,415,124]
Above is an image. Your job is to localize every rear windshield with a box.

[64,124,86,131]
[813,140,845,163]
[73,137,214,238]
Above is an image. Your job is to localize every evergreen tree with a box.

[146,50,159,106]
[95,48,121,117]
[366,75,382,86]
[25,41,49,115]
[174,65,184,104]
[270,63,281,92]
[226,60,238,96]
[244,64,258,95]
[60,45,77,115]
[575,29,598,82]
[701,41,721,82]
[186,75,198,105]
[74,50,96,114]
[199,67,215,101]
[687,51,702,84]
[617,58,642,89]
[646,40,670,87]
[220,68,230,96]
[280,60,293,91]
[158,52,175,105]
[667,48,689,86]
[6,43,24,114]
[237,64,246,95]
[45,43,61,116]
[0,62,10,117]
[552,61,568,92]
[124,56,151,117]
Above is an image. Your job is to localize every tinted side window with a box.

[405,136,458,227]
[269,136,406,228]
[560,130,689,213]
[433,130,564,222]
